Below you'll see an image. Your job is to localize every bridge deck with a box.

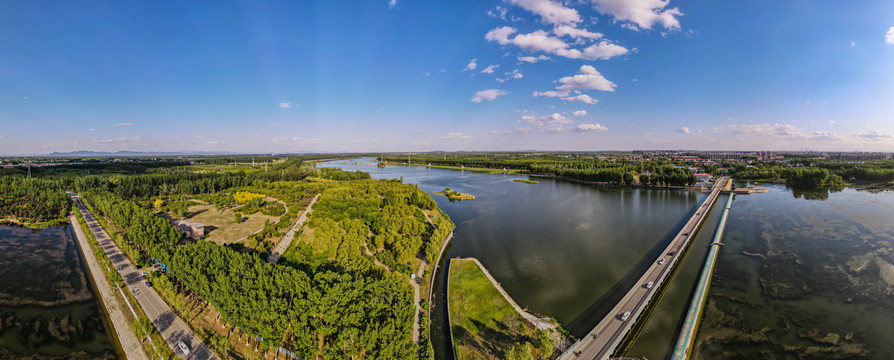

[559,177,727,360]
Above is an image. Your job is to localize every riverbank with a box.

[377,161,525,175]
[70,214,148,360]
[512,179,539,184]
[0,217,68,229]
[448,258,565,360]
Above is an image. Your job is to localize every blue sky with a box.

[2,0,893,154]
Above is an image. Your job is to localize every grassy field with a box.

[449,259,549,360]
[512,179,539,184]
[185,204,279,244]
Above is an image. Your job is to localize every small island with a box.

[512,179,539,184]
[433,188,475,201]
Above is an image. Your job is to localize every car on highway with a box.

[144,281,152,287]
[178,341,190,355]
[620,311,631,321]
[645,281,654,289]
[140,271,148,278]
[658,259,665,265]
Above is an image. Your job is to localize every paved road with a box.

[70,213,150,360]
[561,178,726,360]
[69,193,215,360]
[268,194,320,263]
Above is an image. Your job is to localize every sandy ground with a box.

[70,214,149,360]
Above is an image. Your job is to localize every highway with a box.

[560,177,726,360]
[69,192,216,360]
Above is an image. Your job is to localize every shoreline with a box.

[70,213,149,360]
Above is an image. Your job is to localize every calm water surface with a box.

[0,224,121,359]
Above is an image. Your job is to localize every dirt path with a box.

[70,214,150,360]
[268,194,320,263]
[458,257,557,331]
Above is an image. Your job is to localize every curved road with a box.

[69,193,216,360]
[561,178,726,360]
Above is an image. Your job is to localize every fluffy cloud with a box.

[487,6,508,20]
[517,55,551,63]
[388,0,396,8]
[463,58,478,71]
[854,131,893,140]
[279,102,292,109]
[553,25,603,39]
[590,0,683,30]
[470,89,507,103]
[563,94,598,104]
[440,132,472,139]
[485,26,517,45]
[556,65,616,92]
[115,122,134,126]
[576,123,607,131]
[481,64,499,74]
[510,0,581,25]
[676,127,690,134]
[486,27,628,61]
[206,141,222,145]
[887,27,894,44]
[573,110,587,116]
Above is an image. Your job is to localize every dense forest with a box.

[380,153,698,186]
[725,160,894,188]
[0,178,71,223]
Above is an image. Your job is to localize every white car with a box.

[658,259,666,265]
[645,281,654,289]
[178,341,190,355]
[620,311,631,321]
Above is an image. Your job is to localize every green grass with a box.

[448,259,535,360]
[512,179,539,184]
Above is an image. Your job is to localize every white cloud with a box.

[828,120,835,124]
[510,0,581,25]
[512,30,571,53]
[89,128,97,132]
[115,122,134,126]
[887,27,894,44]
[558,65,616,92]
[854,131,893,140]
[590,0,683,31]
[273,137,321,144]
[517,55,551,63]
[535,66,615,105]
[573,110,587,116]
[676,127,690,134]
[470,89,508,103]
[388,0,396,8]
[485,26,517,45]
[562,94,599,104]
[553,25,603,39]
[851,41,856,47]
[486,27,628,61]
[576,123,607,131]
[487,6,508,20]
[278,102,292,109]
[510,69,523,79]
[440,132,472,139]
[206,140,222,145]
[462,58,478,71]
[481,64,500,74]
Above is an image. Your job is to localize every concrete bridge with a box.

[558,177,727,360]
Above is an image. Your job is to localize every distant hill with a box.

[45,150,237,157]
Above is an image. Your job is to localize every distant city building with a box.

[172,220,205,239]
[703,152,743,161]
[828,152,892,161]
[694,173,712,182]
[673,156,701,161]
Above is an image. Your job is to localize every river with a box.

[0,224,122,359]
